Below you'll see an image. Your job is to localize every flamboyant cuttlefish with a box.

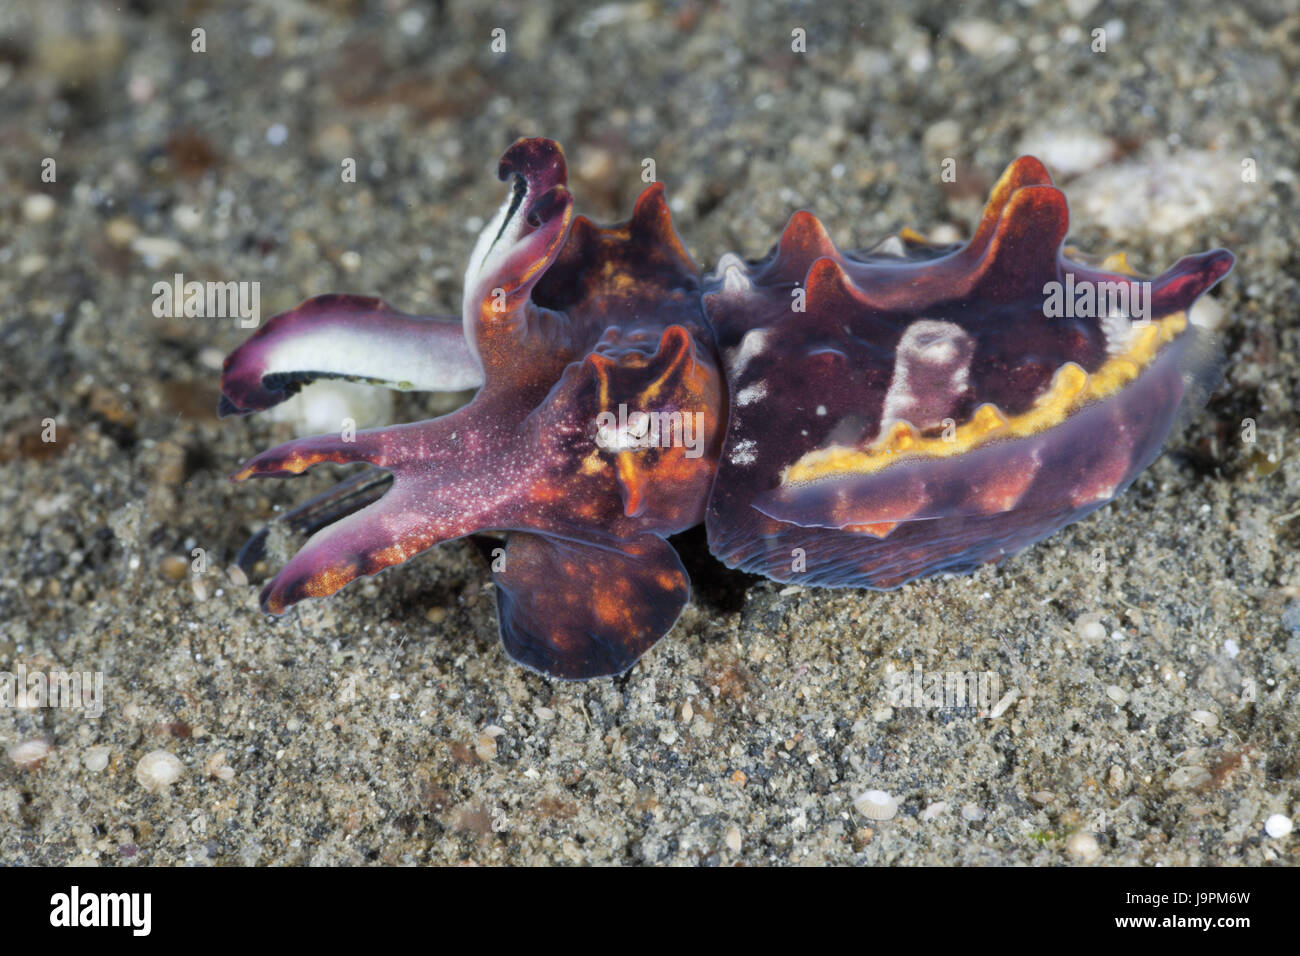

[219,138,1233,679]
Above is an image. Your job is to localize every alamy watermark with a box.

[1042,275,1151,323]
[152,273,260,327]
[595,404,706,459]
[887,663,1001,714]
[1,664,104,718]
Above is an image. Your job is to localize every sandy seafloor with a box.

[1,0,1297,866]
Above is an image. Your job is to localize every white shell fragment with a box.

[135,750,184,793]
[922,801,949,821]
[853,789,899,820]
[7,738,53,769]
[204,751,236,781]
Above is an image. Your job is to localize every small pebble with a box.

[1066,831,1102,863]
[18,254,47,276]
[725,827,742,852]
[130,235,186,267]
[961,803,986,822]
[127,73,155,103]
[921,118,962,155]
[82,745,110,772]
[105,217,139,246]
[922,801,948,821]
[476,725,506,761]
[135,750,183,792]
[159,554,189,581]
[23,193,56,222]
[8,738,53,769]
[950,19,1019,57]
[172,204,203,231]
[576,146,615,185]
[204,751,235,781]
[1077,616,1106,642]
[927,223,962,244]
[1169,766,1211,790]
[1189,709,1218,728]
[1264,814,1292,839]
[399,9,426,35]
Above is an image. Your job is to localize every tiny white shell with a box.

[82,745,110,773]
[853,789,898,820]
[1189,710,1218,727]
[135,750,183,793]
